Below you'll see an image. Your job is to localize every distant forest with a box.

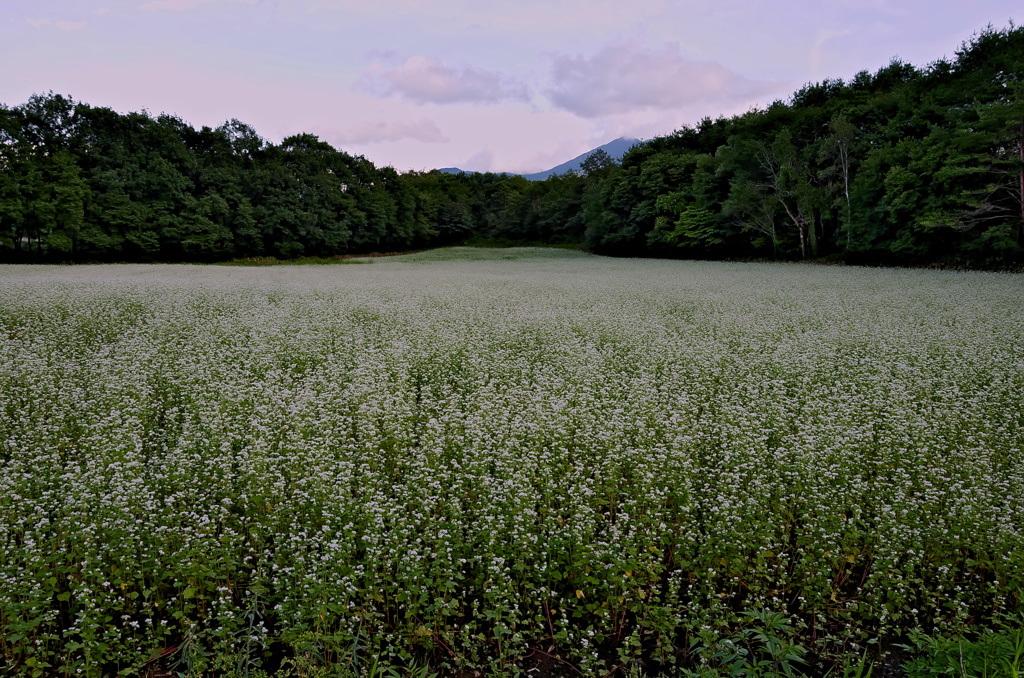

[1,24,1022,267]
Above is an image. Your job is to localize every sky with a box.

[3,1,1021,174]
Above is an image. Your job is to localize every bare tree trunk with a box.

[830,116,856,249]
[757,142,809,258]
[1019,117,1023,226]
[777,197,807,258]
[842,141,852,248]
[811,207,820,258]
[736,192,779,254]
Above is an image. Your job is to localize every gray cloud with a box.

[330,119,450,145]
[461,148,495,172]
[358,56,531,106]
[545,42,780,118]
[139,0,256,10]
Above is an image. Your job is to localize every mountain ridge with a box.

[438,137,639,180]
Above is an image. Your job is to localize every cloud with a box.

[505,139,596,176]
[364,48,399,62]
[330,119,450,145]
[545,42,780,118]
[26,18,88,30]
[825,0,913,15]
[139,0,255,11]
[461,148,495,173]
[358,56,531,106]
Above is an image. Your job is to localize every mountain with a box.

[521,137,639,181]
[435,137,639,180]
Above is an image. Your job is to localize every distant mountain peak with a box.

[434,137,640,180]
[522,137,639,181]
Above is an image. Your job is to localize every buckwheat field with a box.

[1,249,1022,677]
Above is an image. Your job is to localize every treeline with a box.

[587,24,1024,267]
[0,102,430,262]
[1,24,1022,266]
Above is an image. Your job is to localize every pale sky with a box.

[3,1,1021,173]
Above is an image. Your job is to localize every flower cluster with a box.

[1,253,1021,676]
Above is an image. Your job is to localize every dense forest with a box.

[1,24,1022,267]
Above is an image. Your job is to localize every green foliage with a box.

[0,98,429,263]
[219,255,371,266]
[896,622,1024,678]
[382,245,593,262]
[650,193,718,250]
[592,23,1024,267]
[1,23,1023,267]
[685,610,808,678]
[1,255,1022,676]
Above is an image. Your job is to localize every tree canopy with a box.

[2,24,1022,268]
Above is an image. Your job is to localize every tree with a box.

[757,130,817,258]
[723,176,781,254]
[45,150,88,257]
[579,148,616,178]
[649,191,717,250]
[19,92,77,154]
[0,105,25,257]
[819,114,857,249]
[647,153,732,254]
